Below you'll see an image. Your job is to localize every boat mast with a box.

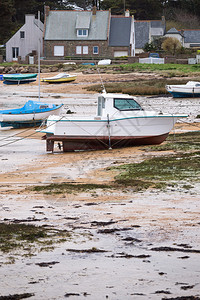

[38,11,41,102]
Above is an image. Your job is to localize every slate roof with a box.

[151,20,164,29]
[184,30,200,43]
[135,21,150,48]
[44,10,109,40]
[34,18,44,31]
[109,17,132,46]
[166,27,181,34]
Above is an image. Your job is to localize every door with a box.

[12,47,19,61]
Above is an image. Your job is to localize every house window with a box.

[76,46,82,55]
[20,31,25,39]
[77,29,88,37]
[83,46,88,55]
[93,46,99,54]
[54,46,64,56]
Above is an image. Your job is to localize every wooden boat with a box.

[3,73,37,84]
[166,81,200,98]
[41,73,76,83]
[0,100,63,128]
[39,91,187,152]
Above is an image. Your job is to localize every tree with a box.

[162,37,182,55]
[101,0,162,19]
[0,0,16,44]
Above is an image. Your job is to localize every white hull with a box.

[46,114,178,138]
[166,81,200,97]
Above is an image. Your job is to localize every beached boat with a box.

[166,81,200,98]
[3,73,37,84]
[41,73,76,83]
[0,100,63,128]
[40,91,187,152]
[98,59,111,65]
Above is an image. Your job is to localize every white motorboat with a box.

[41,73,76,83]
[166,81,200,98]
[40,91,187,152]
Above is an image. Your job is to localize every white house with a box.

[164,28,184,46]
[6,14,43,62]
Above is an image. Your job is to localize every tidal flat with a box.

[0,75,200,300]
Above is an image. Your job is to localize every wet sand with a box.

[0,74,200,300]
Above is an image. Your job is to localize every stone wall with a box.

[44,40,117,59]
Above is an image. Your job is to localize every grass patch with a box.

[146,131,200,152]
[31,182,112,194]
[85,78,195,95]
[0,223,71,253]
[114,151,200,188]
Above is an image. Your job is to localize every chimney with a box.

[125,9,130,17]
[45,6,50,17]
[92,6,97,15]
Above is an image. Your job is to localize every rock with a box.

[0,66,5,73]
[50,66,59,72]
[41,68,50,73]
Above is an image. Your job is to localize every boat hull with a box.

[3,79,37,85]
[42,77,76,83]
[46,133,169,152]
[168,91,200,98]
[3,73,37,85]
[44,115,179,152]
[0,105,62,128]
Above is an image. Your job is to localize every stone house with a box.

[43,6,112,59]
[6,14,43,62]
[43,6,166,59]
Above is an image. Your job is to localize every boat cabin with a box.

[97,93,142,118]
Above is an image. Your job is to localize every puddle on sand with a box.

[0,129,45,173]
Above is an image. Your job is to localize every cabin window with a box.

[77,29,88,37]
[20,31,25,38]
[40,105,49,109]
[97,96,105,116]
[54,46,64,56]
[114,98,142,111]
[93,46,99,54]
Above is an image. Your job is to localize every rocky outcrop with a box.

[0,63,76,74]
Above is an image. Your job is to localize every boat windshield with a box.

[114,98,142,111]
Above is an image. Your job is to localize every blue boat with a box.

[0,100,63,128]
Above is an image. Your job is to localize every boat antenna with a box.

[97,67,106,93]
[38,10,41,102]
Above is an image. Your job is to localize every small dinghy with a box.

[3,73,37,84]
[41,73,76,83]
[0,100,63,128]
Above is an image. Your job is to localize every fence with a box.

[139,57,165,64]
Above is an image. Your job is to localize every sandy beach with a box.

[0,73,200,300]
